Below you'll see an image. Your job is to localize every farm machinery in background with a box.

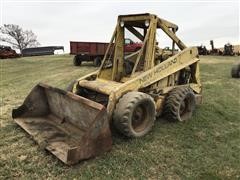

[223,43,235,56]
[217,42,239,56]
[0,45,65,59]
[197,45,209,55]
[70,38,142,67]
[22,46,64,57]
[12,13,203,165]
[197,41,239,56]
[0,45,20,59]
[209,40,222,55]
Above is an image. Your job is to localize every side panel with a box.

[70,42,79,55]
[97,43,108,55]
[106,47,201,117]
[123,47,200,92]
[70,42,109,56]
[77,43,90,54]
[90,43,97,55]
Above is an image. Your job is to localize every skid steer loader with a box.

[12,13,202,165]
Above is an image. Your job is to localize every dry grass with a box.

[0,54,240,179]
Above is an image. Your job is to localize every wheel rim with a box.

[179,95,193,121]
[180,99,187,115]
[132,104,147,132]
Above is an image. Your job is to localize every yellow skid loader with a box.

[12,13,202,165]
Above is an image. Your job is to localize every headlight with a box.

[145,20,149,27]
[120,21,124,27]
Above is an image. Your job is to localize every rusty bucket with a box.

[12,83,112,165]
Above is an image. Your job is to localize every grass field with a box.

[0,55,239,179]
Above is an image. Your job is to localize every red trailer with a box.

[70,41,109,66]
[70,39,142,67]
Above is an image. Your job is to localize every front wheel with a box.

[93,57,102,67]
[73,55,82,66]
[113,92,156,138]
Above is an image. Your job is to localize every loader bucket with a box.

[12,83,112,165]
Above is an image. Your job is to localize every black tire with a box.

[73,55,81,66]
[113,92,156,138]
[93,57,102,67]
[65,80,77,92]
[124,60,134,75]
[164,87,196,122]
[231,64,240,78]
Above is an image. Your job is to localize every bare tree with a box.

[0,24,40,53]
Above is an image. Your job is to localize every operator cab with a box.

[98,13,185,82]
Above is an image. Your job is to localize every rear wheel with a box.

[93,57,102,67]
[164,87,196,122]
[113,92,156,138]
[73,55,81,66]
[231,64,240,78]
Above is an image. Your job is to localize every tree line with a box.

[0,24,40,53]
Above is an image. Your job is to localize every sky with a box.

[1,0,239,53]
